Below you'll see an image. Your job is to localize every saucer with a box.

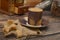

[20,17,47,28]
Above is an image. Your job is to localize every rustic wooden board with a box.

[0,11,60,40]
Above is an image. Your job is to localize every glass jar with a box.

[8,0,15,15]
[15,0,24,7]
[51,0,60,16]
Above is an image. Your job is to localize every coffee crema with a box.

[28,8,43,12]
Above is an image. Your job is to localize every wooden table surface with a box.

[0,11,60,40]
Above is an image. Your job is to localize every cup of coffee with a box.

[28,7,43,26]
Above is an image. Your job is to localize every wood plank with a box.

[1,0,9,12]
[0,0,1,9]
